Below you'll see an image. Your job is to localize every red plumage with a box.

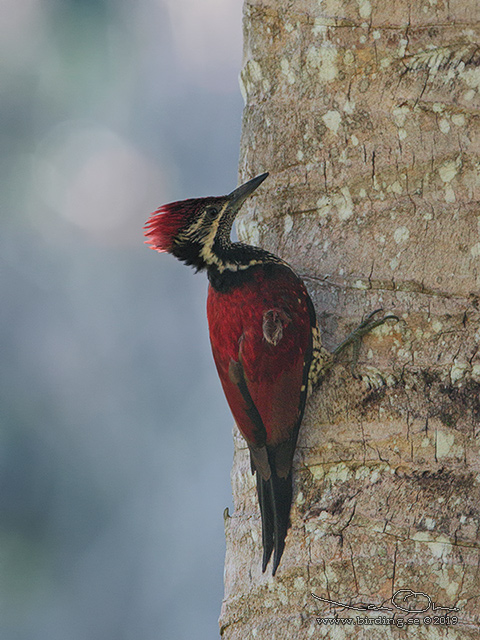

[144,173,317,575]
[144,197,221,253]
[207,267,312,448]
[207,261,315,575]
[144,202,189,253]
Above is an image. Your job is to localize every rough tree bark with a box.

[220,0,480,637]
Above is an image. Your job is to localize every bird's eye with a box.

[205,206,219,220]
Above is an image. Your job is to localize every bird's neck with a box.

[206,238,275,271]
[172,232,284,287]
[205,240,283,292]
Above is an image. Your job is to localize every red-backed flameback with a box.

[144,173,394,575]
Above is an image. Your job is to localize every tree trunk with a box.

[220,0,480,637]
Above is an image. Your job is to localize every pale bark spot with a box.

[356,0,372,19]
[394,226,410,244]
[337,187,354,220]
[280,58,295,84]
[450,360,469,383]
[322,109,341,134]
[439,160,459,183]
[436,430,455,458]
[391,106,406,126]
[283,214,293,234]
[462,66,480,89]
[306,45,338,82]
[343,50,355,66]
[388,180,403,194]
[439,118,451,133]
[444,185,456,202]
[470,242,480,257]
[452,113,466,126]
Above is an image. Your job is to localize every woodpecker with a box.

[144,173,393,575]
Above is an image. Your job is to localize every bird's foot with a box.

[354,365,398,390]
[333,309,399,377]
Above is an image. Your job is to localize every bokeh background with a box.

[1,1,244,638]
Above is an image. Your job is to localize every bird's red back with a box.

[207,264,312,448]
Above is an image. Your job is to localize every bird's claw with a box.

[354,366,397,390]
[353,308,400,338]
[333,308,398,357]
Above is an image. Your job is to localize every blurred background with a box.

[0,0,244,638]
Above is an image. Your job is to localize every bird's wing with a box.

[207,269,313,457]
[207,267,315,574]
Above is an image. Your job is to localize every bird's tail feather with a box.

[256,469,292,575]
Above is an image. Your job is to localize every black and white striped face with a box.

[175,198,231,257]
[144,173,269,271]
[144,195,225,255]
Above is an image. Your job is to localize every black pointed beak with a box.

[227,172,269,213]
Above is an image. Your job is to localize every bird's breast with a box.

[206,266,311,381]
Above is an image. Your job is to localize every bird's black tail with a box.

[256,469,292,575]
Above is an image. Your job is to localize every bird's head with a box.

[144,173,268,269]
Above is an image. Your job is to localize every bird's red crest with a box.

[144,199,200,253]
[144,197,224,253]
